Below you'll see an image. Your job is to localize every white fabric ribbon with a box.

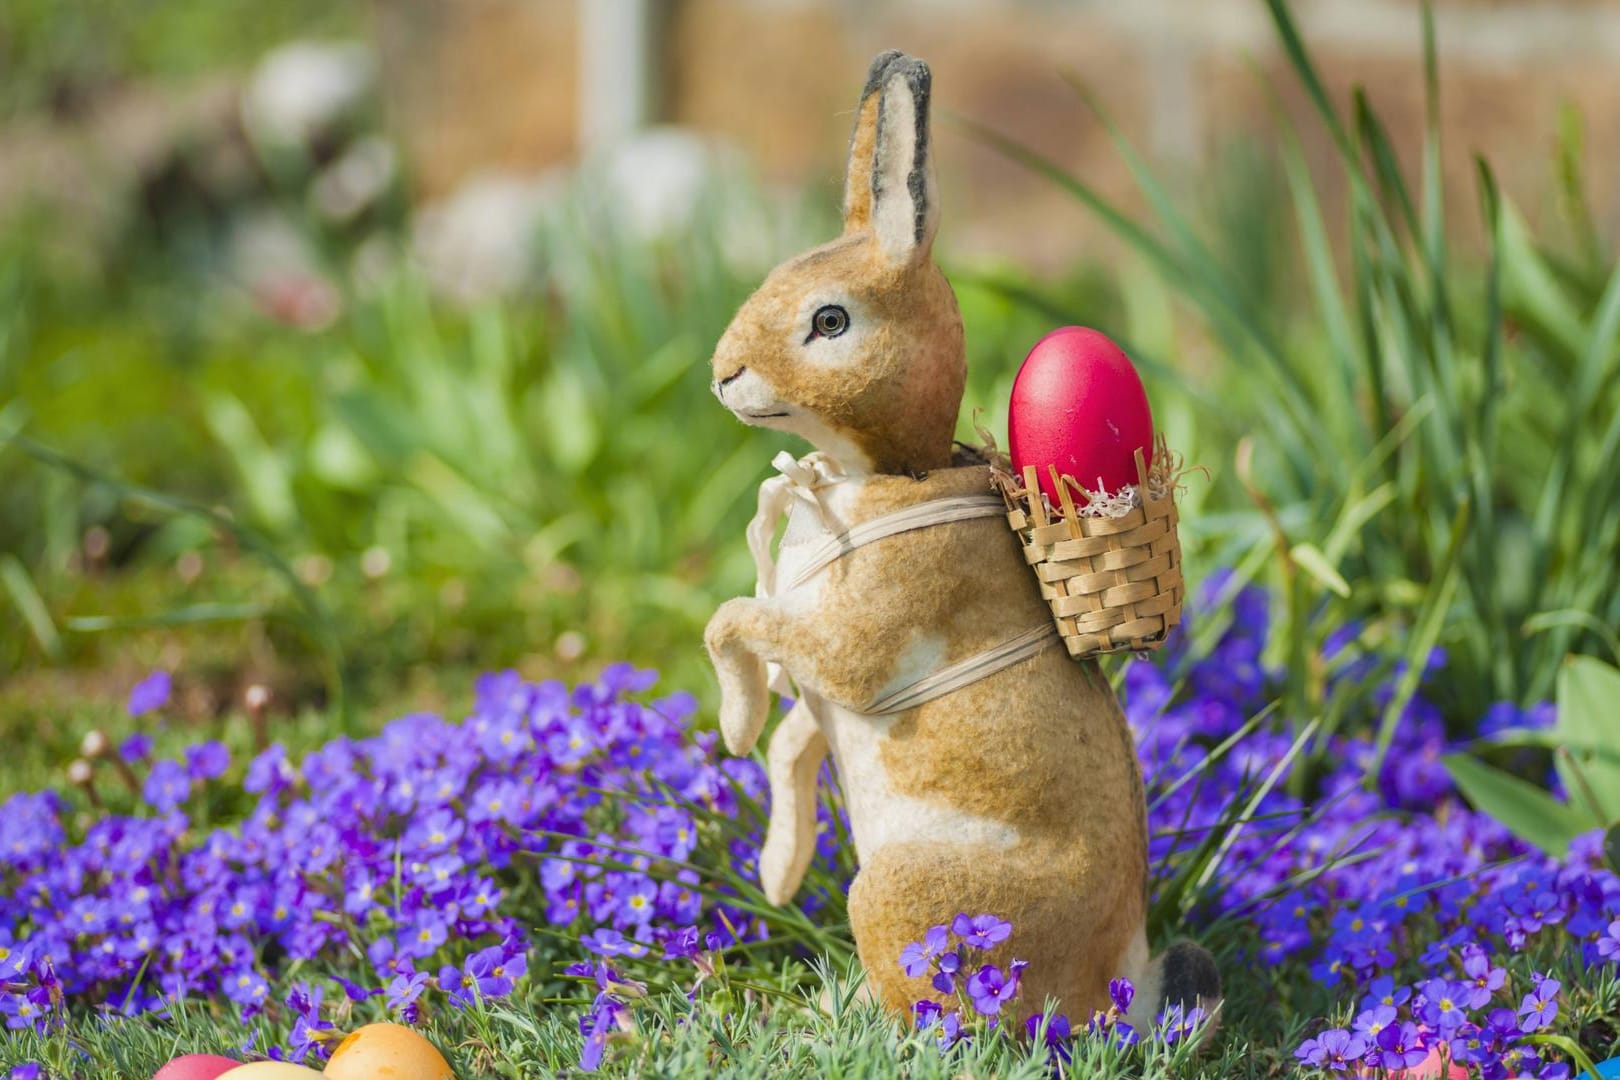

[746,450,846,602]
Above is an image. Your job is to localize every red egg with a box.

[1007,326,1154,505]
[151,1056,241,1080]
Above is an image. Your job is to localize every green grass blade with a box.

[0,552,62,660]
[1370,497,1468,774]
[63,603,276,632]
[1261,0,1354,158]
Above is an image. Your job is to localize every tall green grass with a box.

[968,0,1620,729]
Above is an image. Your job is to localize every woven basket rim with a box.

[990,434,1189,659]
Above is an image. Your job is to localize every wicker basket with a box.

[993,439,1184,659]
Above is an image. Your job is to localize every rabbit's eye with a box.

[810,305,850,340]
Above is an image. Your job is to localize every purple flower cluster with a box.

[899,915,1205,1058]
[1298,969,1572,1078]
[900,913,1021,1020]
[3,570,1616,1074]
[1133,573,1618,1075]
[566,959,644,1071]
[0,662,780,1052]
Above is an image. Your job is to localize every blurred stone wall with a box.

[374,0,1620,267]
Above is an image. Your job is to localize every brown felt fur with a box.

[703,51,1198,1028]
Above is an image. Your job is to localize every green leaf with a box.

[202,393,299,534]
[1289,542,1351,598]
[533,364,601,475]
[1442,752,1594,857]
[1606,821,1620,876]
[1556,655,1620,820]
[1520,1033,1601,1080]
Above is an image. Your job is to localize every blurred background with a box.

[3,0,1618,776]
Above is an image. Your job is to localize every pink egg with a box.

[151,1056,241,1080]
[1008,326,1154,505]
[1357,1045,1468,1079]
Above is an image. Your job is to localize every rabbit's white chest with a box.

[772,483,1020,865]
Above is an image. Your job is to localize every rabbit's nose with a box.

[718,366,747,388]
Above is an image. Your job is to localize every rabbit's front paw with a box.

[719,687,767,756]
[705,599,773,755]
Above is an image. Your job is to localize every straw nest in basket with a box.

[988,434,1185,659]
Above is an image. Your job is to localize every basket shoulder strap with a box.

[864,622,1059,715]
[786,493,1006,591]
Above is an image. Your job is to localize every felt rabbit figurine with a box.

[704,50,1220,1030]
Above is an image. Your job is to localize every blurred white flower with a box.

[243,41,375,150]
[594,127,737,241]
[361,545,393,579]
[411,171,562,303]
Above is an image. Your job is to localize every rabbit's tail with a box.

[1124,938,1222,1044]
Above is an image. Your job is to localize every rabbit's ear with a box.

[842,52,937,266]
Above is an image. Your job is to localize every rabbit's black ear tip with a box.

[862,51,931,102]
[862,49,909,95]
[901,57,931,96]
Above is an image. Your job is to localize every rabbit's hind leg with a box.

[847,839,1120,1023]
[759,700,828,905]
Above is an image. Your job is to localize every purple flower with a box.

[578,995,627,1071]
[951,912,1012,950]
[333,976,377,1004]
[0,988,51,1033]
[386,970,429,1018]
[581,928,648,959]
[1295,1035,1325,1067]
[965,959,1026,1017]
[1352,1004,1396,1042]
[1024,1012,1072,1063]
[1374,1021,1427,1071]
[118,732,153,762]
[1157,1003,1207,1045]
[185,741,230,781]
[142,759,192,812]
[1296,1027,1369,1071]
[128,670,172,716]
[1417,977,1468,1034]
[243,744,293,794]
[1596,919,1620,964]
[930,947,962,995]
[1517,976,1559,1031]
[899,925,951,978]
[9,1065,42,1080]
[660,925,701,961]
[1448,1021,1490,1066]
[1358,975,1412,1012]
[1459,945,1506,1008]
[1108,977,1134,1013]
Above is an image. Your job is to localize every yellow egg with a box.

[322,1023,456,1080]
[217,1065,326,1079]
